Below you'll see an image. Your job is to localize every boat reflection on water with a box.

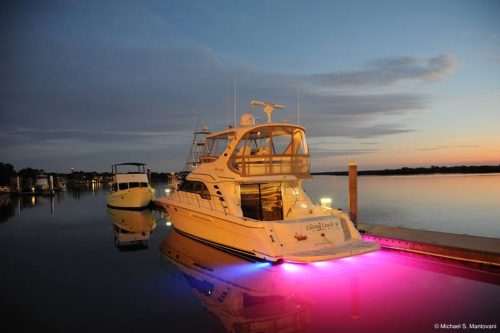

[160,230,313,332]
[108,208,156,250]
[160,230,499,333]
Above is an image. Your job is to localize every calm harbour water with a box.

[304,174,500,238]
[0,174,499,332]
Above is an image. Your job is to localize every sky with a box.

[1,0,499,172]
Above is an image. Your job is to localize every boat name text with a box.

[305,221,337,232]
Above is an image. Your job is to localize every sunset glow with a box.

[1,1,499,172]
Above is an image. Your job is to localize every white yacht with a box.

[106,163,155,209]
[35,174,50,193]
[156,100,379,263]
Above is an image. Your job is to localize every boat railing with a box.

[171,190,229,215]
[231,154,310,177]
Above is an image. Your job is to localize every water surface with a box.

[0,178,498,332]
[304,174,500,238]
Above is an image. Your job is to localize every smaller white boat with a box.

[35,174,50,192]
[34,174,54,195]
[106,163,155,209]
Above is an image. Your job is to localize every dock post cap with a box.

[348,162,357,166]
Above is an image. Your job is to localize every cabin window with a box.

[129,182,140,188]
[240,185,261,220]
[118,183,128,190]
[246,128,272,155]
[205,137,229,157]
[178,180,211,200]
[178,181,195,192]
[139,182,148,187]
[240,183,283,221]
[192,182,203,193]
[199,132,235,162]
[112,183,118,191]
[271,129,292,154]
[200,186,211,200]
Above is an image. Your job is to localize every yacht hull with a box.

[162,199,277,260]
[158,198,379,263]
[107,188,154,209]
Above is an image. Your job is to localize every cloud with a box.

[0,128,188,146]
[418,145,479,151]
[304,123,414,139]
[0,1,458,171]
[305,54,457,89]
[311,148,379,157]
[300,93,428,116]
[487,54,500,64]
[0,128,193,172]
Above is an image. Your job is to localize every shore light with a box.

[320,197,332,208]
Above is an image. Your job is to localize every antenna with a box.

[297,86,300,125]
[225,90,229,128]
[233,79,237,128]
[194,115,200,134]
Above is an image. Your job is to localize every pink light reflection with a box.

[163,230,499,333]
[281,262,302,272]
[311,261,329,268]
[270,249,498,332]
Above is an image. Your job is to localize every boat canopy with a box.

[229,124,309,177]
[194,124,309,177]
[198,123,310,177]
[111,163,148,174]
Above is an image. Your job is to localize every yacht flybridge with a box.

[157,100,379,262]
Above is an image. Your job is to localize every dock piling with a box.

[49,175,54,193]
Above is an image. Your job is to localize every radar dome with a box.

[240,114,255,126]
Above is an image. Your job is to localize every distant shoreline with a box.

[2,163,500,181]
[311,165,500,176]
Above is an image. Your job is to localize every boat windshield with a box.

[230,126,310,177]
[199,132,234,162]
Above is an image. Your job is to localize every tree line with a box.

[0,162,172,185]
[312,165,500,176]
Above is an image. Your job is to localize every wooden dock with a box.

[360,223,500,267]
[343,163,500,268]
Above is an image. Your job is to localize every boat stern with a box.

[269,213,379,263]
[282,239,379,263]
